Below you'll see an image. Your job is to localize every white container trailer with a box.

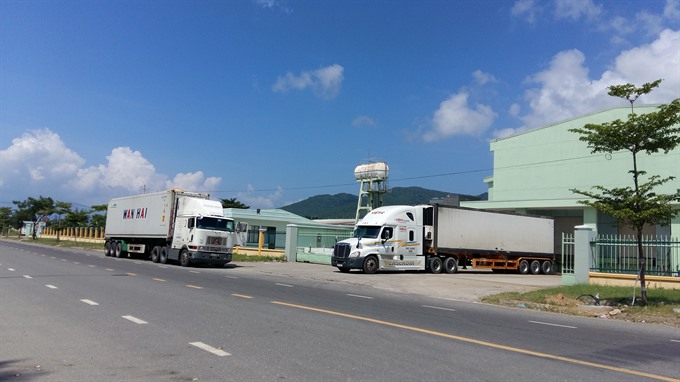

[433,206,554,255]
[105,189,240,267]
[332,204,555,275]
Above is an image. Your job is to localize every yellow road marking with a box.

[231,293,254,299]
[186,284,203,289]
[271,301,679,382]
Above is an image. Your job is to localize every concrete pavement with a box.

[227,261,562,302]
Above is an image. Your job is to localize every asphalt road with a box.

[1,239,679,381]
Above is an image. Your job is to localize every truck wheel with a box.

[363,256,379,274]
[518,259,530,274]
[151,247,160,263]
[530,260,541,275]
[104,241,112,257]
[160,247,168,264]
[443,257,458,274]
[541,260,553,274]
[429,257,443,274]
[115,242,123,258]
[180,249,190,267]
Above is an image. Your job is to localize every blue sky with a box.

[1,0,679,210]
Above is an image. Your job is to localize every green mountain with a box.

[281,187,485,219]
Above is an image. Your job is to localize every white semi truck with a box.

[104,189,240,267]
[332,204,555,275]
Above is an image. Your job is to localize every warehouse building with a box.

[461,104,680,251]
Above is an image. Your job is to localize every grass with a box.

[231,253,284,262]
[482,284,680,326]
[8,236,105,250]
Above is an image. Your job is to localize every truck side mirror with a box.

[188,218,194,229]
[381,228,392,241]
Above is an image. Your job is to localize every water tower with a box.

[354,162,389,222]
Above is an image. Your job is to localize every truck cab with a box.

[331,205,427,273]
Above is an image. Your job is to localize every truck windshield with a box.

[354,226,381,239]
[196,217,234,232]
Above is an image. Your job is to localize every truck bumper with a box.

[191,251,232,265]
[331,257,363,269]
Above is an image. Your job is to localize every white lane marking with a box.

[671,339,680,343]
[186,284,203,289]
[73,262,80,264]
[61,259,68,262]
[23,275,32,279]
[153,278,166,282]
[80,299,99,306]
[8,268,15,271]
[422,305,457,312]
[122,315,148,324]
[347,294,373,299]
[46,285,58,289]
[189,342,230,356]
[529,320,577,329]
[158,265,169,269]
[225,275,239,279]
[88,265,96,268]
[276,283,293,287]
[190,271,200,274]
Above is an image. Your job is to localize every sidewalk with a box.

[227,261,562,302]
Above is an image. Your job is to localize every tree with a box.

[569,80,680,304]
[0,207,12,236]
[220,198,250,209]
[90,204,108,228]
[12,196,55,239]
[53,201,72,242]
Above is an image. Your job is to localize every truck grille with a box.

[333,243,351,259]
[208,236,226,246]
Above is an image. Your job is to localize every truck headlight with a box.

[349,251,361,258]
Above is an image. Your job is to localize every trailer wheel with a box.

[443,257,458,274]
[115,242,123,258]
[541,260,553,275]
[518,259,530,274]
[151,247,160,263]
[530,260,541,275]
[179,249,190,267]
[429,257,443,274]
[363,256,379,274]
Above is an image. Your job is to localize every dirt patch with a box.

[498,293,680,328]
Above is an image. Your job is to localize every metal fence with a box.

[592,235,680,276]
[561,233,680,277]
[561,233,575,275]
[292,225,354,264]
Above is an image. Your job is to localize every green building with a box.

[461,104,680,253]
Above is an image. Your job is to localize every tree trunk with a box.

[637,229,647,304]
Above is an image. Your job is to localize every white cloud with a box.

[472,70,497,85]
[236,185,284,209]
[352,115,377,127]
[511,0,540,23]
[665,0,680,19]
[0,128,84,187]
[422,92,497,142]
[254,0,292,14]
[498,29,680,138]
[0,128,222,204]
[554,0,602,21]
[273,64,344,100]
